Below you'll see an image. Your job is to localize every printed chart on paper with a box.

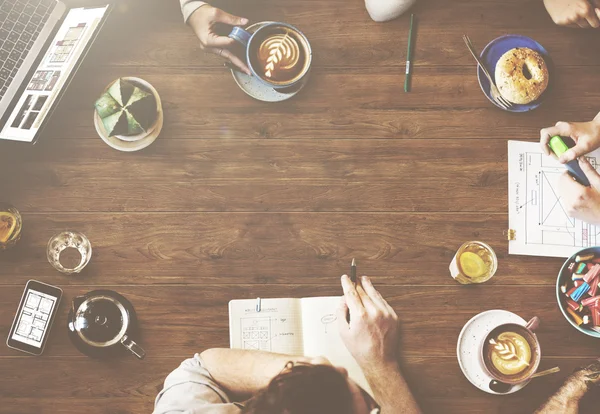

[508,141,600,258]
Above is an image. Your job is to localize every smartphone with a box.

[6,280,62,356]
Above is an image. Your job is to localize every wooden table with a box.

[1,0,599,412]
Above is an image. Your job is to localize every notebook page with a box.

[229,298,304,356]
[300,296,373,396]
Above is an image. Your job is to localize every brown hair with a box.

[242,363,354,414]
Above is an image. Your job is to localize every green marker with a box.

[547,136,590,187]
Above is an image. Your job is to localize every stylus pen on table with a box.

[404,13,415,92]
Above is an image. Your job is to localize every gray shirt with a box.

[180,0,207,22]
[153,354,244,414]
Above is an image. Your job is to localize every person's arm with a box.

[535,359,600,414]
[180,0,207,23]
[364,0,416,22]
[336,275,422,414]
[543,0,600,28]
[199,348,313,400]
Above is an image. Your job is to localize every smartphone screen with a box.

[7,280,62,355]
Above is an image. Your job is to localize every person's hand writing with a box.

[558,158,600,225]
[543,0,600,28]
[337,275,399,374]
[187,5,251,74]
[540,115,600,163]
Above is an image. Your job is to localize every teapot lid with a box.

[73,294,129,347]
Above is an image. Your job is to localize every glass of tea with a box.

[46,231,92,274]
[449,241,497,284]
[0,203,22,250]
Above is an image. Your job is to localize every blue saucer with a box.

[477,35,552,113]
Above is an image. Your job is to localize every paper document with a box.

[229,296,372,396]
[508,140,600,257]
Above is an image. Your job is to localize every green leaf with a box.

[125,109,144,135]
[101,110,126,136]
[107,78,134,107]
[127,93,156,130]
[125,86,152,107]
[94,92,121,119]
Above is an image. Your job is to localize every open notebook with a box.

[229,296,372,396]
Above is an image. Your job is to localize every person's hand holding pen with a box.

[187,5,251,74]
[337,274,399,372]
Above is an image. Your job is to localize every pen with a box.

[404,13,415,93]
[350,258,357,284]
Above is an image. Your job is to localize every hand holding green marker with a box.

[548,136,591,187]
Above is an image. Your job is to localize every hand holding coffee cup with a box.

[187,5,251,74]
[229,22,312,90]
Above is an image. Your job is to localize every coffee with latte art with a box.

[250,27,309,85]
[483,324,538,382]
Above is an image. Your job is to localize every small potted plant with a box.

[94,77,162,151]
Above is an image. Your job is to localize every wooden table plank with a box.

[0,213,569,286]
[0,286,598,359]
[28,65,599,140]
[92,0,600,68]
[2,138,509,213]
[0,356,598,414]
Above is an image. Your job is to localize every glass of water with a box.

[47,231,92,274]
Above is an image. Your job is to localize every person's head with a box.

[242,357,380,414]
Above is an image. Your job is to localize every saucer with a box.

[477,35,552,113]
[456,309,530,395]
[230,22,304,103]
[94,107,163,152]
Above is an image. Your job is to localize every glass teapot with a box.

[67,290,145,359]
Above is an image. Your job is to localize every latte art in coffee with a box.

[256,32,302,81]
[488,332,532,376]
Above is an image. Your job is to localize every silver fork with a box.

[462,34,513,110]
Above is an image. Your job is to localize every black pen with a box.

[350,258,357,284]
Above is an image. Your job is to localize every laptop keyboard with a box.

[0,0,56,100]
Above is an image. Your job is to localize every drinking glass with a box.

[47,231,92,274]
[0,203,22,250]
[449,241,498,284]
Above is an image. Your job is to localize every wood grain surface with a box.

[1,0,599,413]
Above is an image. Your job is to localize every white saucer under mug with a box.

[230,22,306,103]
[456,309,531,395]
[94,77,163,152]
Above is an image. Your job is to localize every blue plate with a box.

[477,35,553,113]
[557,247,600,339]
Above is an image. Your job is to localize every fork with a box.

[462,34,513,110]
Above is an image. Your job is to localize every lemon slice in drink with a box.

[0,212,17,243]
[459,252,486,278]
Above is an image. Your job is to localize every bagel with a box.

[494,48,549,104]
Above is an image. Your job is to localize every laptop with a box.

[0,0,112,143]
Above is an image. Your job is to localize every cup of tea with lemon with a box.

[0,203,22,250]
[449,241,498,284]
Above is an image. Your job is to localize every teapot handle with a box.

[121,335,146,360]
[71,295,86,314]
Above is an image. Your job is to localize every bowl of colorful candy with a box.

[556,247,600,338]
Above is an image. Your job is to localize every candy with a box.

[566,286,578,297]
[568,262,576,272]
[583,264,600,283]
[576,263,587,274]
[581,296,600,307]
[571,282,590,302]
[583,314,591,325]
[566,299,582,312]
[593,309,600,327]
[574,280,585,288]
[576,253,595,262]
[572,274,584,281]
[567,307,584,325]
[561,283,568,294]
[592,258,600,264]
[590,279,599,297]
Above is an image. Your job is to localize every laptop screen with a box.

[0,5,109,143]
